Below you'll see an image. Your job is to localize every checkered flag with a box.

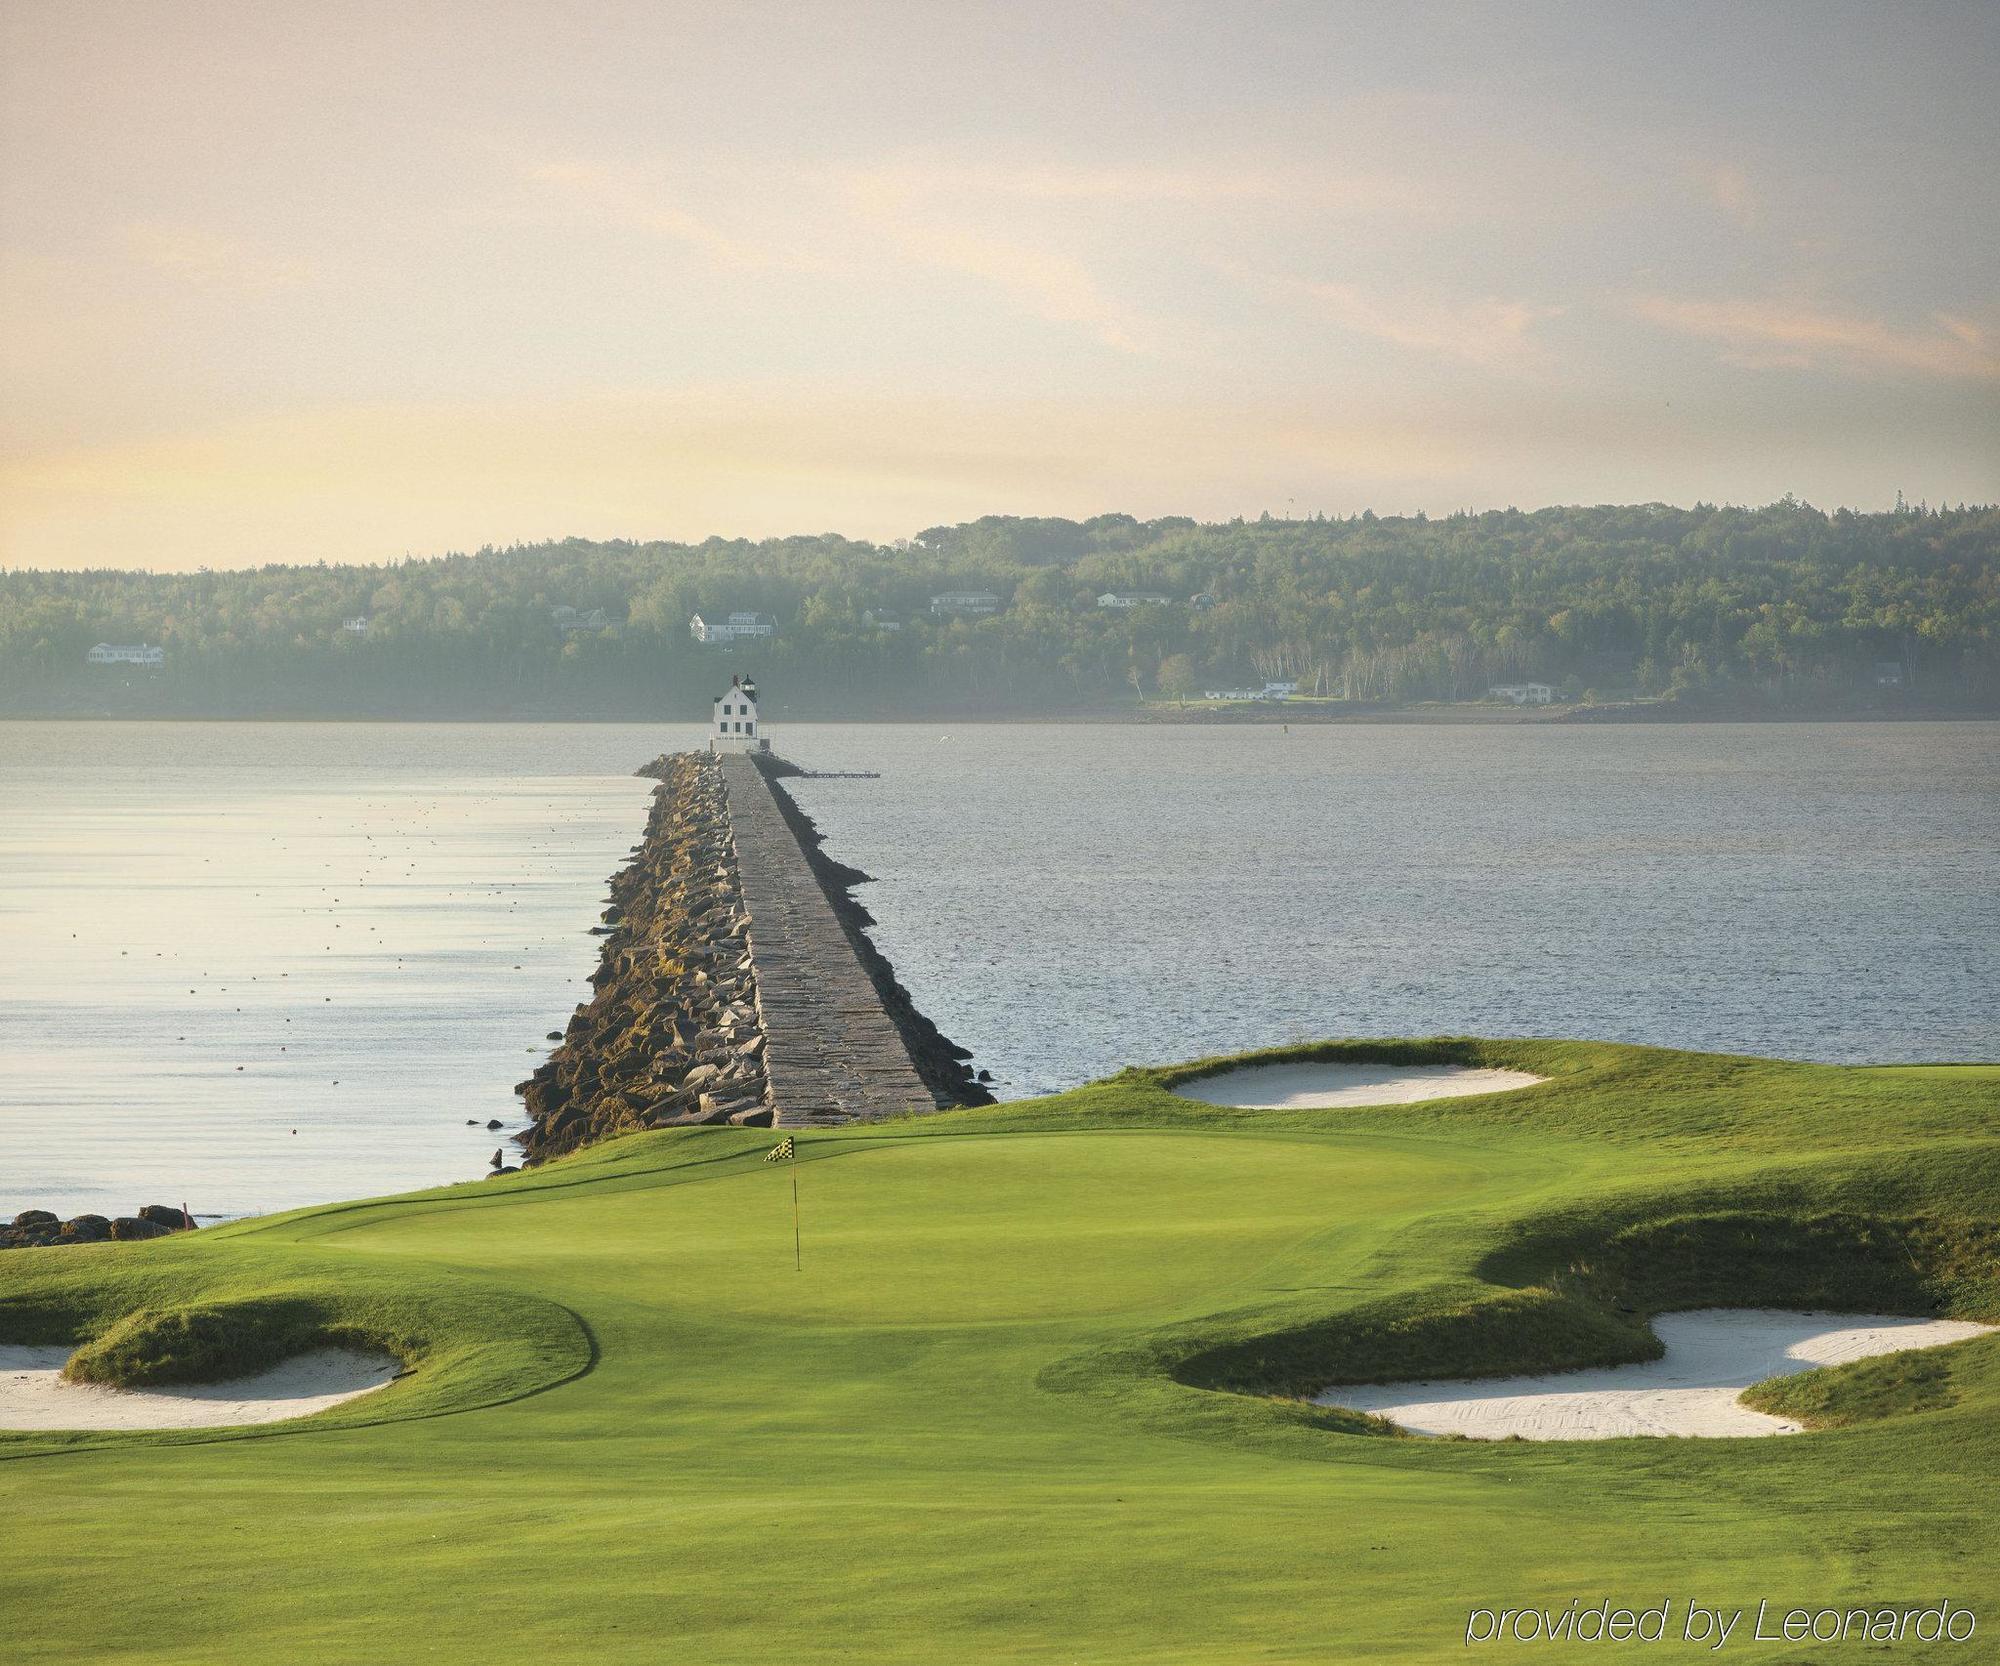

[767,1135,802,1269]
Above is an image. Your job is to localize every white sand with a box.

[0,1345,400,1431]
[1315,1309,1996,1439]
[1174,1061,1544,1109]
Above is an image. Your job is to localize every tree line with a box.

[2,499,1995,718]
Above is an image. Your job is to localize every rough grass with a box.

[0,1039,1996,1664]
[1743,1341,1989,1429]
[62,1298,352,1389]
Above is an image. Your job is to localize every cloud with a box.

[826,153,1437,357]
[512,150,1425,360]
[122,224,313,291]
[1701,163,1759,230]
[1264,272,1559,367]
[835,169,1167,355]
[522,162,781,271]
[1628,295,2000,380]
[846,161,1278,204]
[874,221,1162,355]
[836,155,1432,217]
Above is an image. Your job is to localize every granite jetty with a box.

[514,750,988,1162]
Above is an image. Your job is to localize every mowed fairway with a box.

[4,1041,1998,1663]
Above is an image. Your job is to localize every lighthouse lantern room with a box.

[711,674,768,754]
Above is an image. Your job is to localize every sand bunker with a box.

[0,1345,399,1431]
[1174,1061,1543,1109]
[1315,1309,1995,1439]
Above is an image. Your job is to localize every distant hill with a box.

[3,501,1996,719]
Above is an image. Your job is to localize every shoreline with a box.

[1,708,1991,726]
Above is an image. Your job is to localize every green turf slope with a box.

[2,1039,1997,1663]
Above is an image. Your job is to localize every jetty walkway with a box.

[717,753,941,1128]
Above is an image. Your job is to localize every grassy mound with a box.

[0,1040,1995,1665]
[0,1222,592,1438]
[1174,1285,1656,1401]
[1556,1210,2000,1316]
[61,1298,358,1389]
[1743,1340,1993,1429]
[1178,1208,2000,1405]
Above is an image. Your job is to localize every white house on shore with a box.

[929,590,1001,617]
[711,674,769,753]
[690,610,777,645]
[1096,591,1172,608]
[86,643,164,667]
[342,616,370,635]
[1489,682,1556,705]
[1203,680,1297,702]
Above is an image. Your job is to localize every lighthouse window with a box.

[745,721,755,734]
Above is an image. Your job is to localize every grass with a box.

[62,1298,344,1389]
[1,1039,1996,1663]
[1744,1346,1963,1429]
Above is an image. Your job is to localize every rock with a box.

[12,1209,58,1229]
[977,1069,994,1082]
[110,1216,172,1241]
[546,1031,562,1042]
[541,1103,586,1137]
[727,1106,774,1127]
[490,1148,505,1169]
[59,1214,112,1243]
[486,1166,521,1178]
[486,1118,504,1130]
[660,1103,732,1126]
[137,1204,191,1229]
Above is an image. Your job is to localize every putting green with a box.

[2,1038,1996,1663]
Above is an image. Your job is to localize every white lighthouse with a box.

[710,674,768,754]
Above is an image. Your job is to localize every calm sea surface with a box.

[3,720,1996,1218]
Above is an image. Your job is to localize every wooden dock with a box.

[717,752,940,1128]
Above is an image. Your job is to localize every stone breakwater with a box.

[515,749,988,1163]
[515,752,772,1161]
[717,751,991,1126]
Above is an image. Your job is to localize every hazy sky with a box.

[2,0,1996,571]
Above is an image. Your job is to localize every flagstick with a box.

[791,1164,802,1272]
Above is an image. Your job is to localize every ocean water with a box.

[3,719,1996,1219]
[0,723,673,1220]
[781,721,2000,1097]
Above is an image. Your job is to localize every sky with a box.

[1,0,1996,572]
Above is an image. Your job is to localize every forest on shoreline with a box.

[3,500,1995,720]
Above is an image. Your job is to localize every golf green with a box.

[3,1039,1996,1662]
